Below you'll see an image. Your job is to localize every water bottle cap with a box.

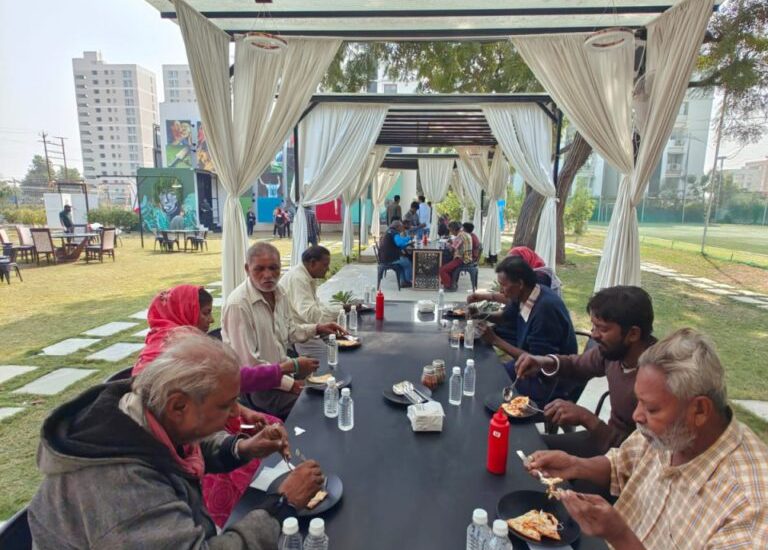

[452,319,459,326]
[341,387,351,396]
[329,334,336,341]
[326,376,336,386]
[439,288,444,294]
[472,508,488,525]
[467,320,473,327]
[492,519,508,537]
[282,517,299,535]
[466,359,475,367]
[351,305,357,311]
[452,366,461,375]
[309,518,325,536]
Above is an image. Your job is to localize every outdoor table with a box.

[230,312,607,550]
[163,229,202,252]
[50,232,101,261]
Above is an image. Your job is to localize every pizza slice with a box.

[507,514,541,541]
[536,510,561,541]
[306,489,328,510]
[307,373,334,385]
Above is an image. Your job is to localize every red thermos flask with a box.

[487,409,510,474]
[375,290,385,320]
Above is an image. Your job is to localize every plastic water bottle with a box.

[338,387,354,431]
[466,508,493,550]
[278,517,303,550]
[323,376,339,418]
[449,366,463,406]
[485,520,513,550]
[349,305,358,334]
[464,359,476,396]
[327,334,338,367]
[450,320,461,349]
[336,308,347,331]
[437,287,445,312]
[464,320,475,350]
[303,518,329,550]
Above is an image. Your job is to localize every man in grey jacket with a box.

[28,331,324,549]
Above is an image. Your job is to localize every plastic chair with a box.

[450,262,479,292]
[372,243,401,291]
[0,507,32,549]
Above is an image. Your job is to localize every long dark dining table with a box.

[230,301,608,550]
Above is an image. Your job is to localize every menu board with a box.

[412,249,442,290]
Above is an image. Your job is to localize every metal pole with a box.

[762,195,768,226]
[358,197,362,260]
[59,137,68,178]
[713,155,726,221]
[293,126,300,204]
[682,134,691,224]
[40,131,53,185]
[702,91,728,254]
[137,176,144,248]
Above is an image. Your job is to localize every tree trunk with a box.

[555,132,593,264]
[512,185,546,248]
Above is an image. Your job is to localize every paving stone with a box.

[691,277,718,284]
[132,328,150,338]
[672,277,693,283]
[738,290,768,298]
[207,281,223,287]
[40,338,101,356]
[688,282,715,290]
[13,368,98,395]
[205,288,219,294]
[0,365,38,385]
[730,296,768,305]
[86,343,144,362]
[706,288,738,296]
[129,309,149,320]
[83,322,139,337]
[734,400,768,422]
[213,296,224,307]
[0,408,24,421]
[708,282,735,289]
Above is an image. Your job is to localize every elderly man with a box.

[279,245,341,359]
[29,331,324,549]
[439,221,472,290]
[516,286,656,457]
[378,220,413,287]
[527,328,768,549]
[222,242,345,417]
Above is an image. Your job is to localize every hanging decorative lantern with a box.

[244,31,287,52]
[584,28,634,51]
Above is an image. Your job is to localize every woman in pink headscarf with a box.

[507,246,562,295]
[132,285,318,526]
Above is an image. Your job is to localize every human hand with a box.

[277,460,325,509]
[526,450,580,481]
[237,424,289,460]
[290,380,304,395]
[515,353,554,379]
[466,292,486,304]
[544,399,597,429]
[560,491,635,543]
[317,322,348,337]
[478,323,496,344]
[295,356,319,378]
[238,405,267,432]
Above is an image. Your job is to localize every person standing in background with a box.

[247,207,256,237]
[386,195,402,225]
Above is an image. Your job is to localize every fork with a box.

[502,379,518,402]
[402,381,426,404]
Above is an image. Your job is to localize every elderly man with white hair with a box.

[28,331,324,549]
[525,328,768,549]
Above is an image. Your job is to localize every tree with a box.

[21,155,54,190]
[322,41,589,263]
[55,166,83,182]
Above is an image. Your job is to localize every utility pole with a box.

[54,136,69,179]
[39,131,54,185]
[701,91,728,254]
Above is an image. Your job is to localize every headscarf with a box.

[507,246,546,269]
[132,284,203,375]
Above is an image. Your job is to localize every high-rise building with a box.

[162,65,196,103]
[72,51,159,206]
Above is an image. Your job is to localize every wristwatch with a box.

[263,492,298,523]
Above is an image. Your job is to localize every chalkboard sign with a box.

[412,249,442,290]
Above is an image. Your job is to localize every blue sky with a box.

[0,0,765,180]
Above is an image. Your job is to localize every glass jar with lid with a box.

[421,366,439,391]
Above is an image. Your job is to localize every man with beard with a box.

[524,328,768,549]
[516,286,655,457]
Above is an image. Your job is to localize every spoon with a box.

[392,381,422,404]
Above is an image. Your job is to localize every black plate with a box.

[443,308,468,319]
[484,392,542,422]
[304,370,351,391]
[497,489,580,547]
[267,472,343,517]
[382,383,433,406]
[337,335,362,351]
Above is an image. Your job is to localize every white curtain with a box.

[482,104,558,269]
[370,170,401,240]
[511,33,635,177]
[291,103,388,266]
[456,147,492,239]
[595,0,713,288]
[417,158,455,240]
[174,0,340,297]
[480,151,509,257]
[450,170,471,223]
[342,145,388,257]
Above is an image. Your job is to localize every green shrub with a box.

[436,190,464,222]
[565,182,596,235]
[0,207,46,226]
[88,207,139,231]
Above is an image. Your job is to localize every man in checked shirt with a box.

[526,328,768,549]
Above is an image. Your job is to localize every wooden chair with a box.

[14,225,36,262]
[373,243,402,291]
[30,228,59,265]
[86,227,116,262]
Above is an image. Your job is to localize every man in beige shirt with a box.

[222,242,345,418]
[525,328,768,549]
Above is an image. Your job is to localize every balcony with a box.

[666,163,683,176]
[667,140,685,152]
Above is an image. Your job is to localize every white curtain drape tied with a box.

[417,158,454,241]
[342,145,388,257]
[450,170,471,223]
[291,103,388,266]
[174,0,339,296]
[370,170,401,240]
[479,151,509,257]
[455,147,489,236]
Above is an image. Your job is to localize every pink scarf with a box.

[145,409,205,480]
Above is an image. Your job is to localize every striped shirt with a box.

[607,417,768,549]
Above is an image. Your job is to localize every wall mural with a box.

[139,175,198,232]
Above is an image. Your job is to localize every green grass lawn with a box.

[0,231,766,518]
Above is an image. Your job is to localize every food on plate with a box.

[540,475,565,500]
[450,308,466,316]
[501,396,531,417]
[306,489,328,510]
[507,510,561,541]
[337,338,360,348]
[307,373,334,385]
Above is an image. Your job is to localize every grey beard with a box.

[638,416,696,453]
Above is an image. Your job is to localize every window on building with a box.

[96,117,102,122]
[122,70,131,78]
[126,117,136,125]
[95,99,100,104]
[125,98,134,106]
[95,108,101,113]
[128,127,137,135]
[91,70,97,75]
[125,89,133,97]
[679,102,689,116]
[94,89,100,94]
[123,80,132,88]
[93,79,99,84]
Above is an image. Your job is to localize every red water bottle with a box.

[487,409,510,475]
[375,290,385,320]
[422,233,428,246]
